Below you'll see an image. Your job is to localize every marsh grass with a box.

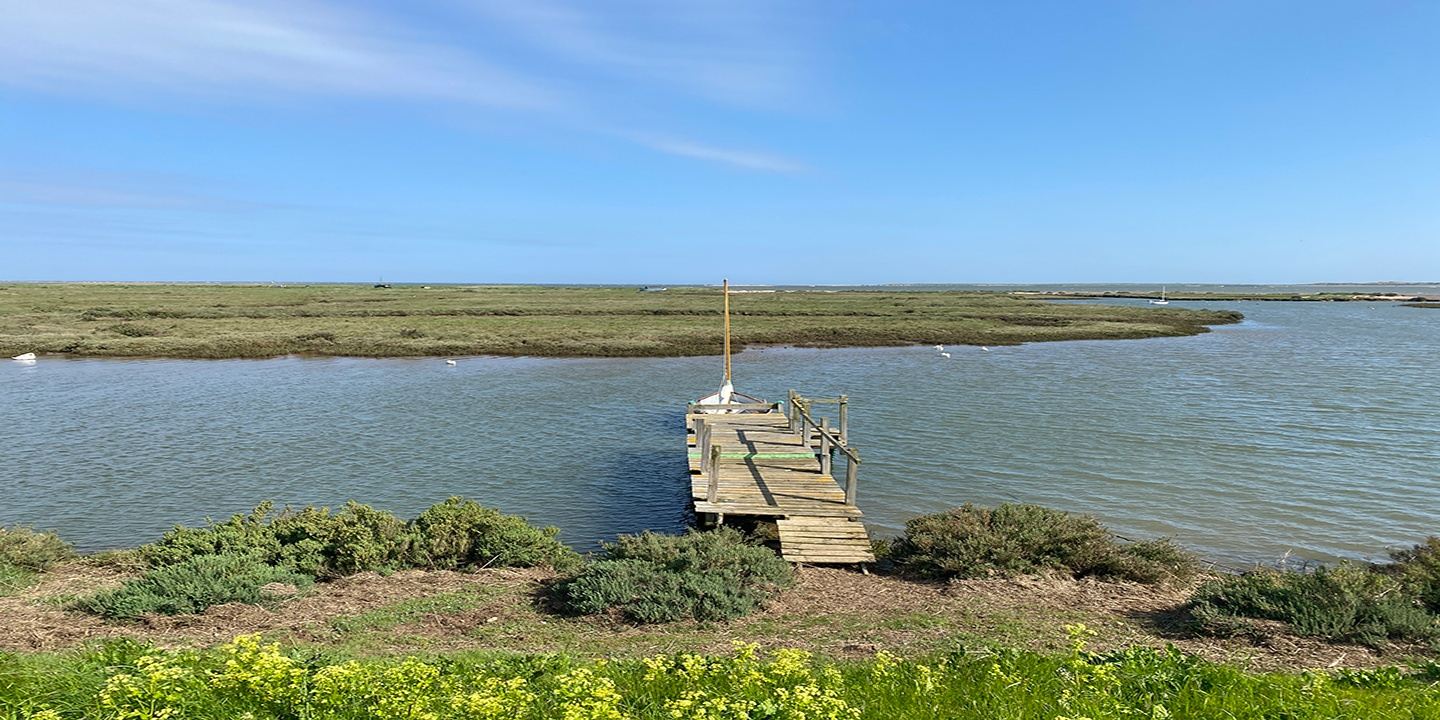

[0,284,1242,359]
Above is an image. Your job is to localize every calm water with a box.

[4,300,1438,566]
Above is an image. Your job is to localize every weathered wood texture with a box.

[686,398,873,564]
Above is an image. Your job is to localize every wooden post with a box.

[845,457,858,505]
[798,411,808,448]
[702,424,713,472]
[819,417,832,476]
[708,445,721,503]
[838,395,848,445]
[787,390,797,431]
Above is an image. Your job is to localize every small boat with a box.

[1149,286,1170,305]
[11,352,36,361]
[693,279,774,415]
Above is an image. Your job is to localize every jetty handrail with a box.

[789,394,860,464]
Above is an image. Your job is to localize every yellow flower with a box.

[451,677,535,719]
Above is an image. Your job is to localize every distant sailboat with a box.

[11,352,36,361]
[1149,287,1170,306]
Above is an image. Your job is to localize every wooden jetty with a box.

[686,391,875,565]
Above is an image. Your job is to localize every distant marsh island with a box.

[0,284,1242,360]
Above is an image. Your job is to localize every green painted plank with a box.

[687,452,819,459]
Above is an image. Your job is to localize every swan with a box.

[980,347,990,352]
[445,359,457,366]
[940,352,951,359]
[933,345,944,351]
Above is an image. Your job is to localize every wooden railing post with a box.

[708,445,721,503]
[838,395,848,445]
[845,457,858,505]
[819,417,832,476]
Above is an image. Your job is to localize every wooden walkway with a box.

[686,394,874,565]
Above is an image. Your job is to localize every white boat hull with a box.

[11,352,36,361]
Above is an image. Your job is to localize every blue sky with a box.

[1,1,1436,284]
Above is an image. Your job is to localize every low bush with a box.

[83,498,576,618]
[140,498,571,578]
[1187,563,1437,648]
[560,528,792,623]
[139,503,283,568]
[267,503,411,579]
[0,525,75,571]
[885,504,1196,583]
[75,554,312,619]
[407,497,580,572]
[1387,537,1440,614]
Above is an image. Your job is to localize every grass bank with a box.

[3,503,1436,673]
[4,502,1440,717]
[3,629,1438,720]
[0,284,1241,359]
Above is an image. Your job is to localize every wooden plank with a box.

[779,538,873,547]
[783,553,874,560]
[778,533,869,541]
[783,554,876,563]
[693,502,861,517]
[781,543,873,551]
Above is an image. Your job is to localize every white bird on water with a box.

[980,346,990,352]
[445,359,457,366]
[940,352,951,359]
[933,344,944,351]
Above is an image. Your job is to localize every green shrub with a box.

[886,504,1195,583]
[268,503,411,579]
[139,503,282,568]
[1387,537,1440,614]
[560,528,792,623]
[140,502,411,578]
[1106,538,1199,584]
[76,554,312,619]
[0,525,75,571]
[1188,564,1437,648]
[407,497,579,572]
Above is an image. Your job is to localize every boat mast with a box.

[723,278,732,384]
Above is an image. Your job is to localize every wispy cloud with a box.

[0,0,556,108]
[635,137,806,174]
[464,0,811,108]
[0,0,819,172]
